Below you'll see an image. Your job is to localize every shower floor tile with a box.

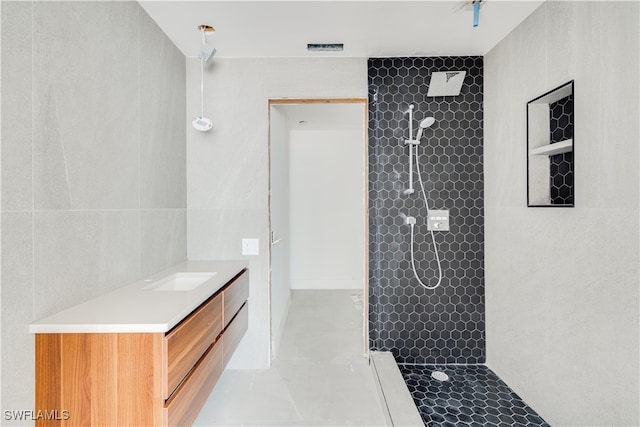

[399,364,550,427]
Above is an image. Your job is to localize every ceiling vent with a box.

[307,43,344,52]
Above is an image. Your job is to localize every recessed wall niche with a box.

[527,80,574,207]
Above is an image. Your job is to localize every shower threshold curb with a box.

[370,351,424,427]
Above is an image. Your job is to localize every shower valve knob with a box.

[427,210,450,231]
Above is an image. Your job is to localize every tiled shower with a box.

[368,56,485,365]
[367,57,549,426]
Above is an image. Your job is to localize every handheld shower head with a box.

[420,117,436,128]
[415,117,436,140]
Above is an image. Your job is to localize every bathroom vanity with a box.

[29,261,249,427]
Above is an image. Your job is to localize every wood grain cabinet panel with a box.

[223,270,249,327]
[163,340,224,427]
[164,294,222,399]
[35,333,164,427]
[34,268,249,427]
[223,302,248,367]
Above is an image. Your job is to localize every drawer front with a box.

[164,294,222,399]
[223,270,249,327]
[223,302,249,367]
[164,341,223,427]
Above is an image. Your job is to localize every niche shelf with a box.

[528,139,573,157]
[526,80,575,207]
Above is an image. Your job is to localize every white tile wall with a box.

[139,11,187,210]
[0,3,187,422]
[33,2,140,211]
[0,213,33,418]
[186,57,368,368]
[485,2,640,425]
[33,211,140,319]
[1,2,32,212]
[140,210,187,277]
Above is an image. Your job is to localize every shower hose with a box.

[410,145,443,290]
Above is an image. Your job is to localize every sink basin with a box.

[144,272,217,291]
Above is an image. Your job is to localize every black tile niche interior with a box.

[549,94,574,205]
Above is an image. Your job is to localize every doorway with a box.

[268,99,368,358]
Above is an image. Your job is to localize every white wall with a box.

[269,105,291,355]
[187,58,368,368]
[0,0,4,413]
[1,3,186,422]
[484,2,639,425]
[289,129,365,289]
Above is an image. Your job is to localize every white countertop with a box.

[29,260,248,334]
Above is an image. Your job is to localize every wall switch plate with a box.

[427,210,450,231]
[242,238,260,255]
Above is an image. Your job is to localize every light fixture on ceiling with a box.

[197,25,216,61]
[192,25,215,132]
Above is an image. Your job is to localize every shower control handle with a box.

[427,210,450,231]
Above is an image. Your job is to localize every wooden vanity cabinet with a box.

[35,269,249,427]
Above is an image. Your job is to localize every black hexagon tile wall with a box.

[549,94,574,205]
[368,57,485,365]
[367,56,551,427]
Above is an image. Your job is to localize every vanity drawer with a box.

[223,270,249,327]
[33,263,249,427]
[164,340,224,427]
[164,293,223,399]
[223,302,248,367]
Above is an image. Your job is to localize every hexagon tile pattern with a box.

[368,57,485,365]
[549,94,574,205]
[400,364,550,426]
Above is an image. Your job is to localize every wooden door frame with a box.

[267,98,370,358]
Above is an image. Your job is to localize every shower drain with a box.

[431,370,450,381]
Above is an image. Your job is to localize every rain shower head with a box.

[415,117,436,140]
[427,71,467,97]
